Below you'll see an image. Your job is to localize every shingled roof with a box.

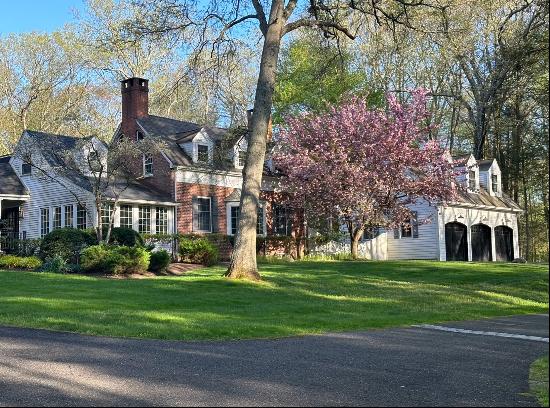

[455,187,521,211]
[0,157,28,196]
[477,159,495,171]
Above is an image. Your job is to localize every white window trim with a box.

[226,202,266,236]
[194,143,212,164]
[196,196,213,233]
[234,148,246,169]
[143,154,153,177]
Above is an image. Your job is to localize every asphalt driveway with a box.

[0,314,548,407]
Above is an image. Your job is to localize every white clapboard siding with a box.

[10,155,96,239]
[387,200,440,260]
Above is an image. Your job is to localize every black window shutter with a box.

[211,197,218,233]
[412,211,419,238]
[192,197,199,231]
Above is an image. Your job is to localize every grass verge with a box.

[530,356,549,407]
[0,260,547,341]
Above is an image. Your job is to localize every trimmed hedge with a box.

[149,250,171,272]
[39,228,96,264]
[179,237,219,266]
[81,245,150,275]
[0,255,42,270]
[106,227,144,247]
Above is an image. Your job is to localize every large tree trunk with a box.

[350,227,364,260]
[225,1,285,280]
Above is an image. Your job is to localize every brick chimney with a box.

[121,77,149,140]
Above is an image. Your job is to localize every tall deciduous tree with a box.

[135,0,442,279]
[275,90,458,258]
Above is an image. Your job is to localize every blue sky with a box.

[0,0,84,34]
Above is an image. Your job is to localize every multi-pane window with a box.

[53,207,62,230]
[64,205,73,228]
[196,198,212,232]
[257,205,265,235]
[401,221,412,238]
[229,205,264,236]
[468,170,476,190]
[197,144,209,163]
[156,207,168,234]
[491,175,498,193]
[398,211,418,239]
[22,162,31,175]
[88,152,102,173]
[138,205,151,234]
[119,205,133,229]
[143,154,153,176]
[237,150,246,168]
[230,206,240,235]
[40,208,49,237]
[273,204,292,236]
[77,204,87,229]
[101,203,114,230]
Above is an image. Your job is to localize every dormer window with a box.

[197,144,209,163]
[22,162,32,176]
[468,170,476,191]
[143,154,153,176]
[491,175,498,193]
[136,131,144,141]
[237,150,246,168]
[88,151,102,173]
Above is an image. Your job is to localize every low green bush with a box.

[149,250,171,272]
[106,227,144,247]
[40,255,71,274]
[179,237,219,266]
[81,245,150,275]
[0,254,42,270]
[39,228,96,264]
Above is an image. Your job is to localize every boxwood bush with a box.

[39,228,96,264]
[0,254,42,270]
[148,250,171,272]
[80,245,150,275]
[179,237,219,266]
[106,227,144,247]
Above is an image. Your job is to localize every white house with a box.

[314,154,522,262]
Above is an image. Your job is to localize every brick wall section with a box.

[176,182,235,234]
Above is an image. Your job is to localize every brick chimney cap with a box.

[121,77,149,89]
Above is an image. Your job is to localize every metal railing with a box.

[0,231,28,254]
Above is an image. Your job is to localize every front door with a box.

[471,224,492,261]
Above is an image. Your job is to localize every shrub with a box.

[179,237,219,266]
[39,228,96,264]
[106,227,144,247]
[40,255,71,274]
[80,245,150,275]
[149,250,171,272]
[0,254,42,270]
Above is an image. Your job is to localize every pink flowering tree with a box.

[275,89,459,258]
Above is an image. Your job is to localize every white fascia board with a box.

[445,202,523,213]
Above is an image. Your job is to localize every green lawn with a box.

[530,356,549,407]
[0,260,547,341]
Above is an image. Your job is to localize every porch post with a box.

[0,199,2,219]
